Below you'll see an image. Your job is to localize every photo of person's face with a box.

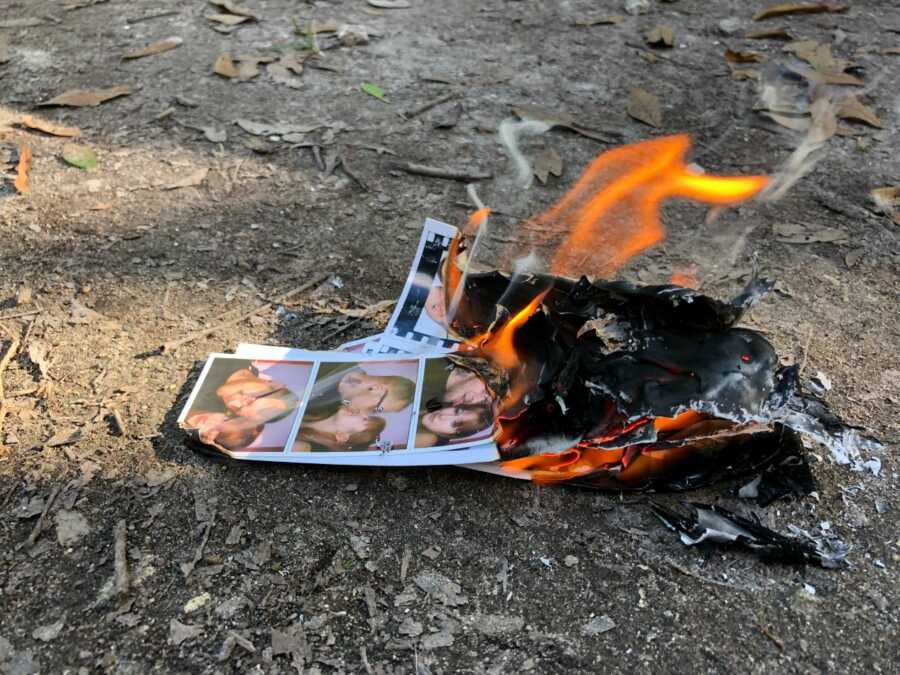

[443,367,492,407]
[338,372,388,411]
[185,411,230,443]
[218,377,287,420]
[424,283,447,327]
[420,405,487,438]
[334,406,372,437]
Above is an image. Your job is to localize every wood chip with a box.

[213,54,240,78]
[208,0,258,19]
[753,3,848,21]
[122,36,182,60]
[39,85,132,108]
[626,88,662,128]
[574,14,624,27]
[18,114,81,137]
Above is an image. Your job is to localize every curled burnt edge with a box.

[650,501,849,569]
[445,256,879,567]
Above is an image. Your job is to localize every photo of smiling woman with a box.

[180,356,313,453]
[292,359,420,453]
[414,357,496,448]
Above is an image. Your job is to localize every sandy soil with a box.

[1,0,899,672]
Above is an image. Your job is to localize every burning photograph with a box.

[385,218,460,350]
[292,359,419,452]
[180,356,313,453]
[414,357,496,449]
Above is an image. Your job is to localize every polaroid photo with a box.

[179,354,315,455]
[384,218,462,352]
[410,356,496,452]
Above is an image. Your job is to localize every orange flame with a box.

[515,134,768,279]
[476,290,548,371]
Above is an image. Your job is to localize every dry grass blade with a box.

[753,2,847,21]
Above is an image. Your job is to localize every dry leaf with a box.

[279,52,305,75]
[773,222,848,244]
[870,186,900,224]
[39,85,132,108]
[235,119,323,136]
[753,3,847,21]
[0,18,42,28]
[45,427,83,448]
[163,168,209,190]
[784,40,849,73]
[339,299,395,318]
[533,147,564,184]
[512,104,620,142]
[730,68,760,80]
[268,62,302,89]
[14,145,31,194]
[208,0,258,19]
[645,25,674,48]
[725,48,764,63]
[836,97,882,128]
[19,114,81,137]
[122,36,182,60]
[626,88,662,128]
[745,28,793,40]
[206,13,250,26]
[201,126,227,143]
[15,281,32,306]
[213,54,239,78]
[0,33,9,65]
[574,14,624,27]
[235,61,260,81]
[27,340,51,379]
[883,47,900,55]
[367,0,411,7]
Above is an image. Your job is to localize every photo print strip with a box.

[384,218,462,353]
[178,354,316,456]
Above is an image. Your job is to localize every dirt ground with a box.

[1,0,899,672]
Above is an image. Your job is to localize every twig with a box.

[0,322,22,437]
[114,519,130,598]
[0,309,41,321]
[360,646,374,675]
[666,558,750,593]
[389,161,492,182]
[320,316,367,343]
[402,90,460,120]
[160,273,330,354]
[757,623,785,652]
[24,484,61,549]
[126,9,179,23]
[339,150,369,191]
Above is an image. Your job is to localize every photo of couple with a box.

[180,357,312,452]
[292,359,419,453]
[414,357,495,449]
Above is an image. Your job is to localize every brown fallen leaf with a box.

[14,145,31,194]
[163,168,209,190]
[753,3,847,21]
[533,147,564,184]
[213,54,240,78]
[773,222,848,244]
[645,25,674,48]
[208,0,258,19]
[39,85,132,108]
[18,114,81,137]
[512,104,621,142]
[882,47,900,55]
[574,14,624,27]
[784,40,849,72]
[122,36,182,60]
[730,68,760,80]
[745,27,793,40]
[870,186,900,224]
[626,88,663,128]
[725,48,765,63]
[236,61,260,81]
[268,62,302,89]
[836,97,882,128]
[45,427,83,448]
[206,13,250,26]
